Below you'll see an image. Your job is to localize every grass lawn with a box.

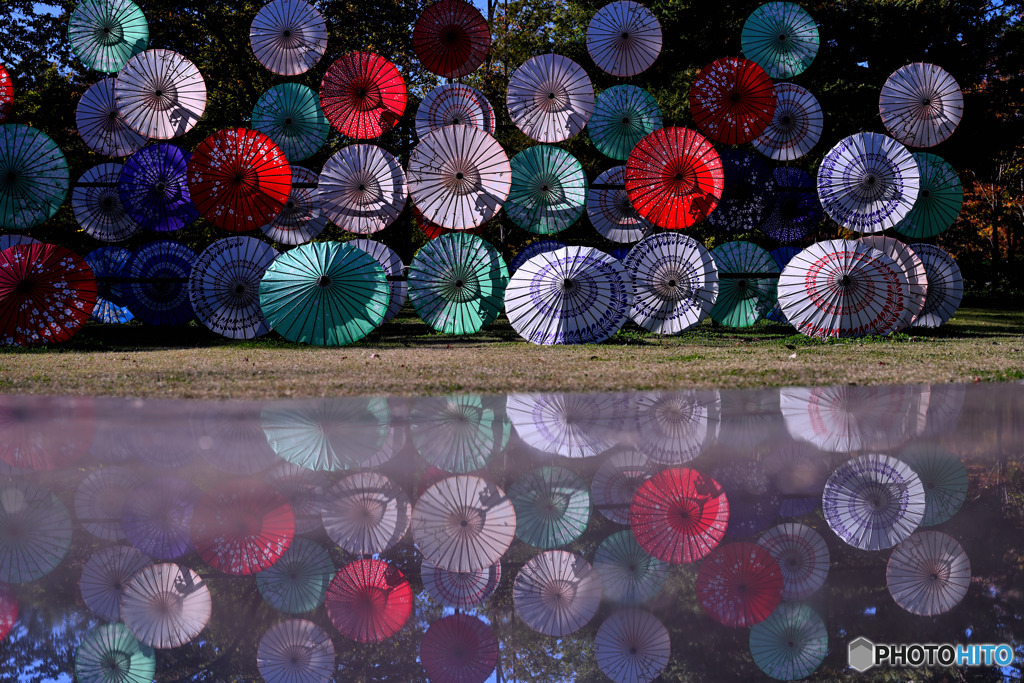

[1,298,1022,399]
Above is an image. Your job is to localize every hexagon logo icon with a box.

[848,636,875,672]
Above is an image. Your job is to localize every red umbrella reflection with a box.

[0,395,94,471]
[695,541,783,627]
[325,559,413,643]
[420,614,498,683]
[0,583,16,641]
[630,467,729,564]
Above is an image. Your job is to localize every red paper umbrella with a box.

[0,396,95,471]
[695,542,783,628]
[320,52,407,139]
[630,467,729,564]
[0,584,16,641]
[420,614,498,683]
[625,127,724,230]
[0,63,13,122]
[413,0,491,79]
[187,128,292,233]
[190,480,295,576]
[325,559,413,643]
[689,57,776,145]
[0,243,97,347]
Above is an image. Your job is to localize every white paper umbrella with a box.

[75,79,148,158]
[633,390,719,465]
[321,471,410,556]
[752,82,822,161]
[412,475,516,572]
[592,450,653,525]
[75,466,143,542]
[910,243,962,328]
[816,132,919,233]
[513,550,602,636]
[349,239,406,323]
[318,144,407,234]
[623,232,718,335]
[781,385,923,453]
[80,545,153,622]
[407,125,510,231]
[115,49,206,140]
[858,235,928,329]
[260,166,328,245]
[250,0,328,76]
[749,602,828,680]
[507,54,594,143]
[505,393,620,458]
[72,163,142,242]
[886,530,970,616]
[257,618,335,683]
[121,563,212,649]
[505,246,633,345]
[422,560,501,609]
[586,1,663,77]
[880,62,963,148]
[416,84,495,138]
[188,235,278,340]
[757,523,829,601]
[587,166,652,244]
[594,609,670,683]
[823,453,926,551]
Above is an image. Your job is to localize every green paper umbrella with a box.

[68,0,149,73]
[410,394,511,473]
[509,466,591,549]
[0,124,69,230]
[408,232,508,335]
[257,537,335,614]
[75,622,156,683]
[252,83,330,163]
[893,153,962,239]
[594,530,668,604]
[741,2,819,80]
[710,241,778,327]
[0,482,73,584]
[589,85,663,161]
[749,603,827,680]
[901,445,968,526]
[260,241,389,346]
[506,145,587,234]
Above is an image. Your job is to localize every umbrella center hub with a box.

[445,29,461,44]
[155,181,167,193]
[921,97,931,106]
[451,116,461,125]
[840,274,852,287]
[667,279,677,288]
[780,115,793,126]
[101,196,116,211]
[316,275,332,288]
[286,200,296,209]
[283,29,292,37]
[450,508,484,536]
[630,646,638,654]
[778,33,788,41]
[737,279,748,290]
[154,590,184,617]
[231,281,248,297]
[96,22,124,46]
[730,90,741,103]
[621,116,631,125]
[455,172,464,180]
[621,31,630,40]
[284,117,293,126]
[544,579,578,606]
[562,278,575,291]
[5,171,16,184]
[921,189,931,199]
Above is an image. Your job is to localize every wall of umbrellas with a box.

[0,0,968,346]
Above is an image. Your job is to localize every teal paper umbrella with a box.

[410,395,510,473]
[709,241,778,327]
[261,397,389,471]
[68,0,149,73]
[257,537,335,614]
[0,482,72,584]
[75,622,156,683]
[589,85,662,161]
[893,153,962,239]
[594,530,668,604]
[740,2,819,80]
[509,466,591,549]
[0,124,69,230]
[506,145,587,234]
[252,83,329,163]
[749,603,827,680]
[260,241,389,346]
[900,445,968,527]
[408,232,508,335]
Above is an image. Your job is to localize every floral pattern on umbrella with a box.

[689,57,776,145]
[695,542,783,627]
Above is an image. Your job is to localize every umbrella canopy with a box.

[257,537,335,614]
[514,550,602,636]
[0,65,11,122]
[757,523,830,601]
[252,83,329,163]
[858,235,928,329]
[624,126,723,230]
[413,0,491,79]
[325,559,413,642]
[121,239,197,326]
[587,166,651,244]
[321,471,410,556]
[752,82,823,161]
[0,243,97,346]
[586,0,662,77]
[74,164,142,243]
[887,530,970,616]
[260,166,328,245]
[416,84,495,138]
[320,52,406,139]
[594,609,670,683]
[189,236,277,340]
[75,622,156,683]
[191,403,280,476]
[86,247,133,323]
[80,545,153,622]
[121,563,212,649]
[689,57,776,145]
[709,240,778,328]
[509,466,591,549]
[759,166,821,243]
[634,391,719,464]
[268,463,330,535]
[505,392,620,458]
[910,243,962,328]
[0,483,72,583]
[75,79,148,158]
[893,152,962,239]
[0,235,37,251]
[880,62,963,148]
[259,241,390,346]
[749,602,828,680]
[122,476,200,560]
[0,124,69,230]
[0,395,94,471]
[696,542,783,627]
[68,0,148,73]
[817,132,920,233]
[631,467,730,564]
[421,614,498,683]
[706,149,777,234]
[75,466,142,541]
[506,145,587,235]
[593,530,668,605]
[319,144,406,234]
[422,560,501,609]
[509,239,563,274]
[507,54,594,143]
[349,239,406,323]
[823,453,926,551]
[410,395,509,473]
[589,85,663,161]
[901,445,968,526]
[262,397,390,471]
[740,2,819,79]
[505,245,633,345]
[592,450,653,525]
[118,143,198,232]
[408,233,508,334]
[257,618,335,683]
[115,49,206,139]
[764,246,799,323]
[624,232,718,335]
[249,0,328,76]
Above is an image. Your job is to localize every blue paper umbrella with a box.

[118,143,199,232]
[759,167,821,243]
[85,246,134,323]
[509,239,563,274]
[122,240,197,325]
[749,602,827,680]
[764,246,800,323]
[706,149,776,234]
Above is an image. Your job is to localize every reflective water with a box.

[0,383,1021,681]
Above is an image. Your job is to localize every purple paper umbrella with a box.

[706,149,776,234]
[119,143,199,232]
[122,476,201,560]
